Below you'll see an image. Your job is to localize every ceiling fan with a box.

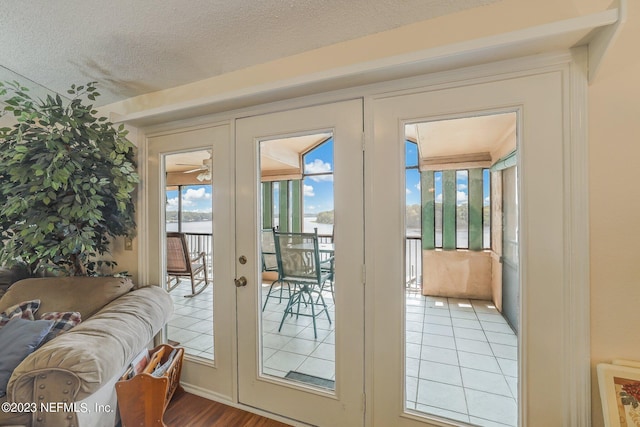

[178,151,212,182]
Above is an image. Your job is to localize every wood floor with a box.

[163,389,293,427]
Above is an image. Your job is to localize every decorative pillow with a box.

[38,311,82,345]
[0,299,41,329]
[0,317,54,397]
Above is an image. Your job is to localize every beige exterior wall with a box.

[103,0,640,424]
[422,250,493,300]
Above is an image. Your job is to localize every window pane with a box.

[483,168,491,249]
[434,171,443,248]
[405,140,419,168]
[303,139,334,236]
[456,170,468,249]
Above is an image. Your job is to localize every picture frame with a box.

[597,363,640,427]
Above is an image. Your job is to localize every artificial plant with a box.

[0,81,139,276]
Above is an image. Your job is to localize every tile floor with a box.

[167,280,518,426]
[167,280,215,359]
[405,293,518,427]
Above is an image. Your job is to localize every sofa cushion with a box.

[8,286,173,403]
[0,317,54,397]
[39,311,82,345]
[0,393,30,426]
[0,276,133,320]
[0,299,40,329]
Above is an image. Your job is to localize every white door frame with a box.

[364,49,590,426]
[134,49,589,426]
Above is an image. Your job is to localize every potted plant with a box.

[0,81,139,276]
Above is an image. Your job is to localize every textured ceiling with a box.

[0,0,497,105]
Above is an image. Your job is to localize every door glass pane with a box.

[404,113,519,426]
[259,132,336,392]
[164,150,214,360]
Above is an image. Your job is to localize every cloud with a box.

[183,188,210,201]
[166,197,179,211]
[484,196,490,206]
[305,159,333,182]
[415,182,421,190]
[406,188,412,194]
[304,184,315,197]
[457,191,468,204]
[165,188,211,211]
[436,194,443,203]
[458,184,467,190]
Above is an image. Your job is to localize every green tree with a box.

[0,81,139,276]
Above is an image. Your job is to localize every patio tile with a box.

[281,338,320,356]
[406,357,420,378]
[406,342,422,359]
[263,332,293,349]
[406,312,424,323]
[460,367,512,397]
[455,337,493,356]
[458,351,501,374]
[182,334,214,352]
[424,307,451,317]
[453,327,488,342]
[406,375,418,403]
[469,416,515,427]
[424,314,453,326]
[477,312,508,324]
[406,331,424,344]
[297,356,335,380]
[310,343,335,361]
[490,342,518,360]
[465,389,517,426]
[263,350,306,373]
[481,321,514,334]
[185,320,214,335]
[422,333,456,350]
[416,379,467,414]
[418,360,463,386]
[485,331,517,346]
[420,345,459,366]
[406,320,424,332]
[452,317,483,330]
[449,310,479,320]
[414,404,470,424]
[496,358,518,377]
[422,323,454,337]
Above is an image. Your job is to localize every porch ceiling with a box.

[406,112,516,167]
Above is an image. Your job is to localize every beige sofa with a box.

[0,277,173,427]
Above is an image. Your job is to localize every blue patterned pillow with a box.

[0,317,53,397]
[38,311,82,345]
[0,300,40,329]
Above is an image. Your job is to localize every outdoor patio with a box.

[166,278,518,427]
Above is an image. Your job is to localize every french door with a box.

[143,57,586,427]
[369,71,573,426]
[235,99,365,426]
[147,123,235,400]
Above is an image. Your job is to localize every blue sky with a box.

[166,186,212,212]
[302,138,334,214]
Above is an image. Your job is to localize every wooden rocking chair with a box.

[166,232,210,297]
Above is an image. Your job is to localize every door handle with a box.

[234,276,248,287]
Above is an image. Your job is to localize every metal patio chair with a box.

[274,229,332,339]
